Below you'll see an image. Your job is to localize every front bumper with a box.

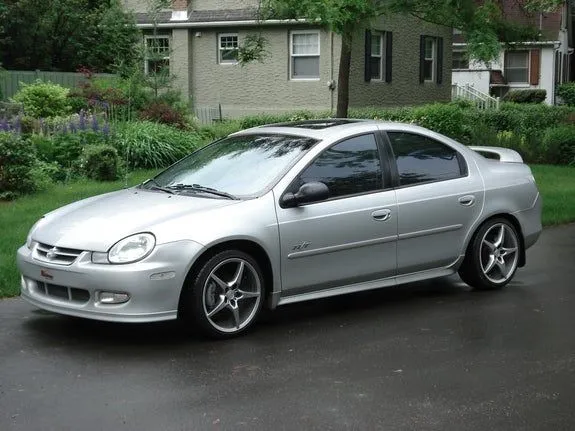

[17,240,205,323]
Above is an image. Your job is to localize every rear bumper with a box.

[514,191,543,251]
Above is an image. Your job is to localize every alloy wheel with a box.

[202,258,262,333]
[479,223,519,284]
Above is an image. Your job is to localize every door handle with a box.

[372,209,392,221]
[458,195,476,206]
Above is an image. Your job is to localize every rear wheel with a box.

[459,218,521,290]
[180,250,264,338]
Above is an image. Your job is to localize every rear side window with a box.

[387,132,465,186]
[295,133,383,199]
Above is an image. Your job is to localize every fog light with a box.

[98,292,130,304]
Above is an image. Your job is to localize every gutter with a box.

[136,18,313,29]
[453,41,560,48]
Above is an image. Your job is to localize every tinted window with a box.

[151,134,318,197]
[295,134,383,199]
[387,132,464,186]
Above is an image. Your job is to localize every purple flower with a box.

[0,118,9,131]
[79,111,86,130]
[103,121,110,137]
[69,121,77,134]
[14,116,21,134]
[91,115,99,132]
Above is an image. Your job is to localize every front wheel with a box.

[180,250,264,339]
[459,218,521,290]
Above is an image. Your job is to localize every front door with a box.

[275,133,398,296]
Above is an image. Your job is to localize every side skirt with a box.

[275,266,457,307]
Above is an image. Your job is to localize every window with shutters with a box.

[365,30,392,83]
[504,51,529,83]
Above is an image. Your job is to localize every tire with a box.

[179,250,265,339]
[459,218,521,290]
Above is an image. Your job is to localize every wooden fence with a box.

[0,70,116,100]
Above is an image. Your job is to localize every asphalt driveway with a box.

[1,224,574,431]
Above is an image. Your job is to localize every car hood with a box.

[32,188,241,251]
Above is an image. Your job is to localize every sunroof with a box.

[261,119,361,130]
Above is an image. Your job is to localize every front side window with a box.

[145,36,170,76]
[291,31,320,79]
[505,51,529,83]
[219,33,239,64]
[387,132,465,186]
[150,134,318,197]
[370,33,384,80]
[294,134,383,199]
[423,37,436,81]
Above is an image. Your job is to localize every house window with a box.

[504,51,529,83]
[452,50,469,69]
[290,31,320,80]
[370,33,384,80]
[219,33,239,64]
[423,37,436,81]
[145,35,170,76]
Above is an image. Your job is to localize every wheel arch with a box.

[177,239,275,316]
[465,213,526,268]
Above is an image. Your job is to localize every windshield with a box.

[147,133,319,197]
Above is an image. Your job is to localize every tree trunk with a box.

[336,30,353,118]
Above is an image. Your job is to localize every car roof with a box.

[230,118,438,141]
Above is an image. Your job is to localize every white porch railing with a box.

[452,83,500,110]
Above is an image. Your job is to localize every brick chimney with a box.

[171,0,189,21]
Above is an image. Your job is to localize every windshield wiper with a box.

[142,179,176,194]
[167,184,239,200]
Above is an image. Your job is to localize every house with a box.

[122,0,453,119]
[452,0,573,105]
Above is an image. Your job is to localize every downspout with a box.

[330,32,335,114]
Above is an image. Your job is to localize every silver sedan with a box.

[17,119,542,338]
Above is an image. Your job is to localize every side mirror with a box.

[281,182,329,208]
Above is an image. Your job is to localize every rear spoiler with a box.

[469,146,523,163]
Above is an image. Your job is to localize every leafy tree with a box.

[0,0,140,73]
[247,0,563,117]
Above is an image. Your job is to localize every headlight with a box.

[26,218,44,249]
[104,233,156,264]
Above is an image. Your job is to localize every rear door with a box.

[384,130,484,275]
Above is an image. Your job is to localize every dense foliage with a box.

[79,144,122,181]
[556,82,575,107]
[0,132,49,200]
[502,89,547,104]
[0,0,139,73]
[11,80,72,118]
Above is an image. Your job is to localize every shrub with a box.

[556,82,575,106]
[11,80,71,118]
[0,132,42,199]
[542,126,575,165]
[502,89,547,104]
[79,145,122,181]
[138,101,190,130]
[113,121,202,169]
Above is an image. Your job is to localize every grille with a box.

[35,281,90,304]
[33,242,83,265]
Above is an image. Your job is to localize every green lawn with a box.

[0,165,574,298]
[531,165,575,226]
